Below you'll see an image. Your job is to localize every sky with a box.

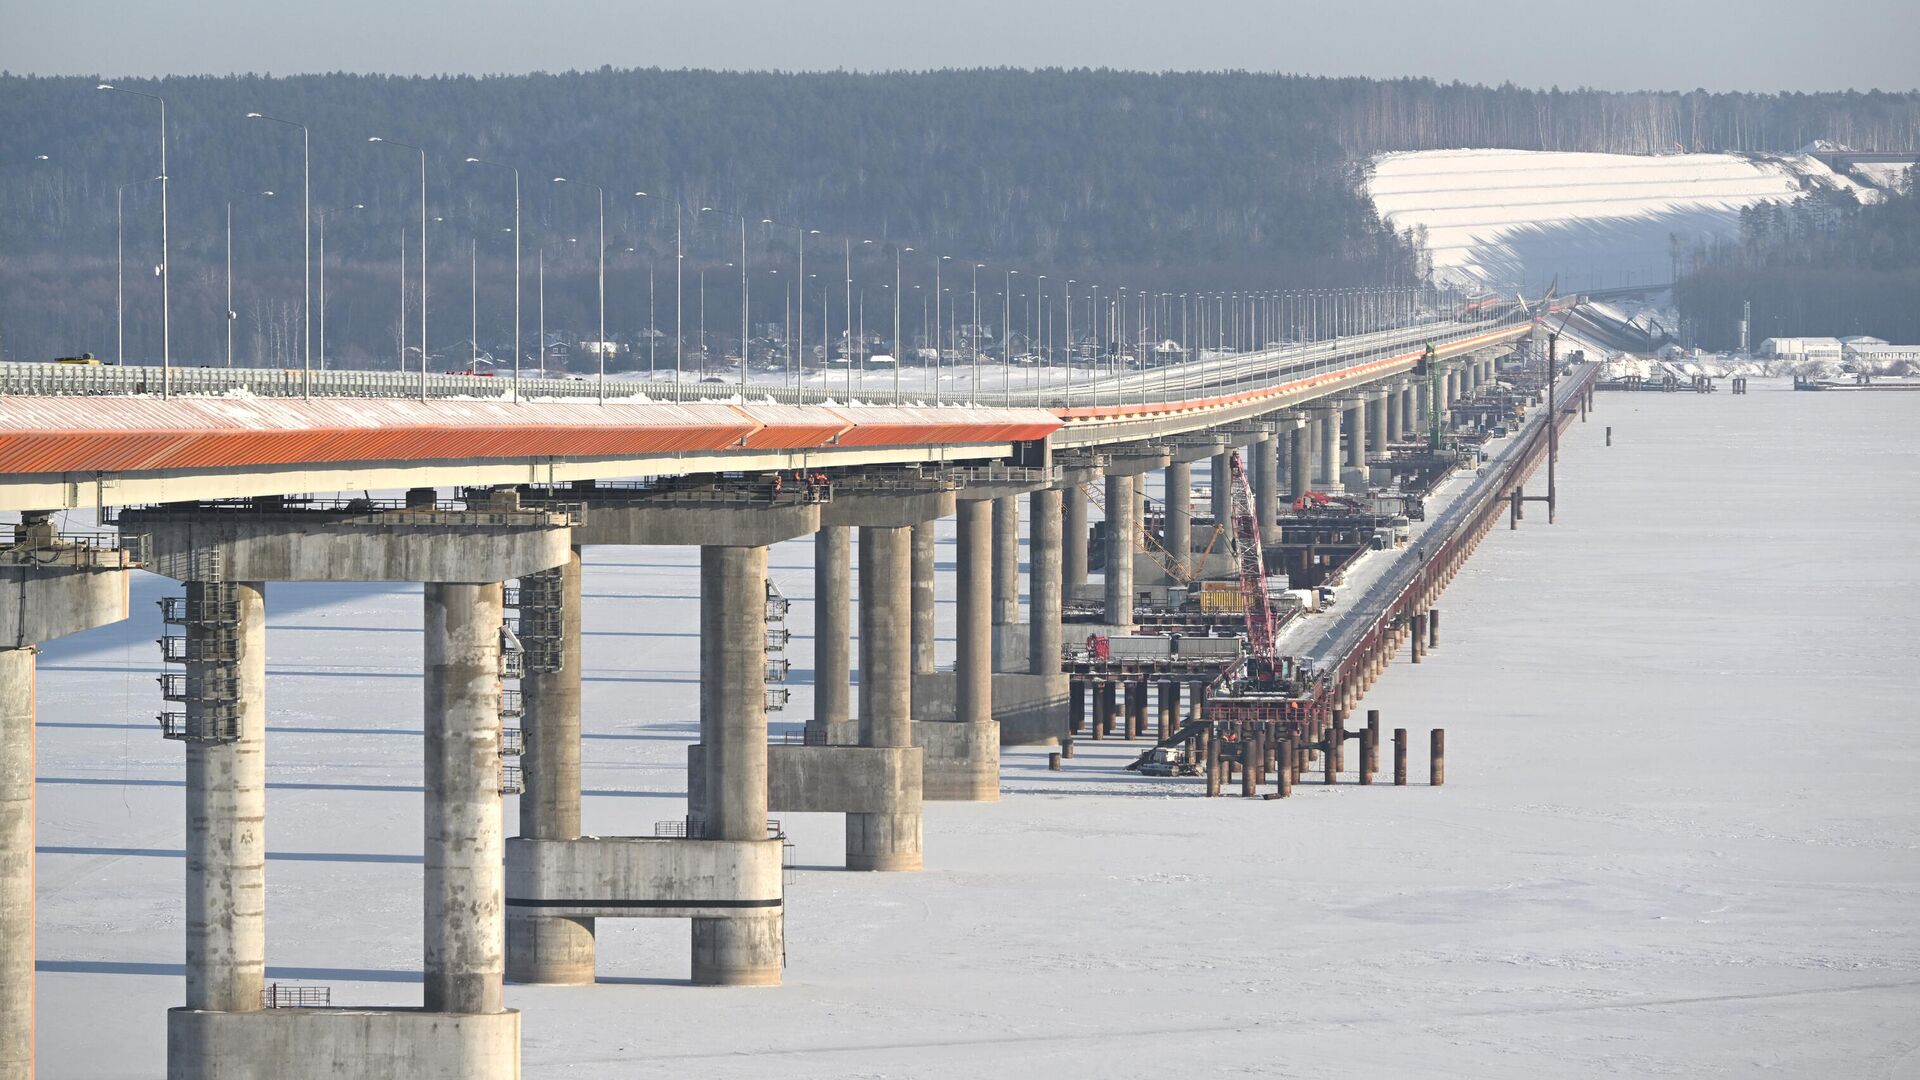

[3,0,1916,93]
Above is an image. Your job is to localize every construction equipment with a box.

[1226,450,1281,679]
[1290,490,1365,514]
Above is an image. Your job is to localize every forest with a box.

[1673,169,1920,350]
[2,68,1915,367]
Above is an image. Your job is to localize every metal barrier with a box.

[0,313,1528,411]
[261,984,331,1009]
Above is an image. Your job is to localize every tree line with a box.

[1673,168,1920,350]
[1,68,1913,366]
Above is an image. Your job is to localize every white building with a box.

[1842,342,1920,369]
[1760,337,1844,364]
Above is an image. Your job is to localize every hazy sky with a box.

[5,0,1915,93]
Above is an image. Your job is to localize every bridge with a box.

[1,300,1577,1079]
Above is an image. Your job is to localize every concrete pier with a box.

[1385,385,1403,444]
[812,526,851,740]
[1063,483,1088,600]
[1289,420,1311,501]
[1103,472,1135,629]
[508,547,592,985]
[853,526,923,871]
[695,545,786,980]
[185,580,269,1016]
[1316,409,1340,489]
[1210,451,1232,526]
[1029,488,1064,677]
[992,497,1019,626]
[1165,462,1191,578]
[423,581,507,1014]
[2,532,132,1080]
[1368,392,1388,454]
[1346,399,1368,469]
[911,521,937,675]
[1251,435,1278,548]
[954,500,991,730]
[0,648,30,1080]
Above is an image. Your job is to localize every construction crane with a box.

[1226,450,1280,679]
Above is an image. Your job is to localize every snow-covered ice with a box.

[29,383,1920,1076]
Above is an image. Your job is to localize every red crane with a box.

[1226,450,1280,677]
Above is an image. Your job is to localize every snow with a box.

[27,387,1920,1077]
[1367,148,1876,293]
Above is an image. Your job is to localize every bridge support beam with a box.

[1029,487,1064,678]
[1103,472,1135,630]
[1210,451,1232,528]
[1367,392,1389,455]
[812,526,851,742]
[1315,410,1340,490]
[508,547,592,985]
[911,521,937,676]
[1063,483,1088,602]
[1164,462,1191,580]
[992,497,1019,627]
[1251,434,1278,549]
[853,526,924,868]
[2,537,129,1080]
[695,545,787,979]
[423,581,509,1013]
[1289,419,1311,502]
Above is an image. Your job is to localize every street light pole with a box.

[316,204,362,371]
[368,137,428,398]
[468,158,522,396]
[554,176,607,401]
[117,176,162,368]
[223,189,276,368]
[1004,268,1017,406]
[247,112,311,394]
[971,262,982,406]
[99,84,171,393]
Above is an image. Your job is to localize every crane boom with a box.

[1226,450,1280,676]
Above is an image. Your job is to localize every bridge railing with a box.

[0,312,1527,412]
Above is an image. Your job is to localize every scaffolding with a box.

[155,550,242,743]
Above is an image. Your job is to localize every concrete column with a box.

[1164,463,1191,578]
[510,547,591,984]
[695,545,783,983]
[1028,488,1063,677]
[1252,436,1278,548]
[1385,388,1403,443]
[1316,412,1339,488]
[185,580,267,1015]
[1369,394,1388,454]
[1063,484,1088,602]
[1289,422,1311,500]
[853,526,922,871]
[423,581,506,1014]
[991,496,1019,626]
[1209,451,1232,527]
[1415,379,1431,432]
[1,649,35,1078]
[812,526,850,738]
[955,501,992,725]
[911,521,937,675]
[1103,472,1135,629]
[1345,401,1367,469]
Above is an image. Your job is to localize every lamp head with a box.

[246,112,263,118]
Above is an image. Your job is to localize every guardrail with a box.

[0,313,1529,412]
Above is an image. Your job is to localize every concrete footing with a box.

[167,1007,520,1080]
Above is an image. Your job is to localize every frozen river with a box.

[30,379,1919,1077]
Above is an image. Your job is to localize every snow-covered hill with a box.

[1367,148,1877,292]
